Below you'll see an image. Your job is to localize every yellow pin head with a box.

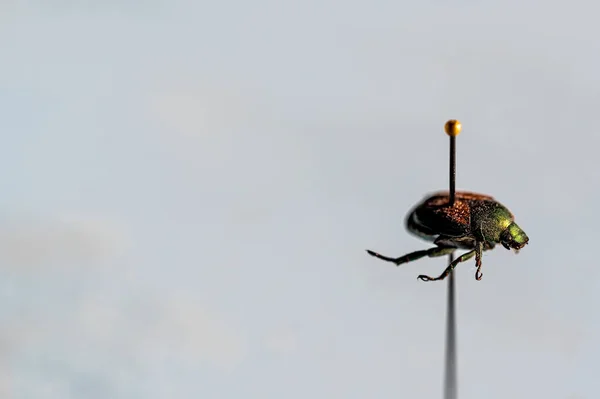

[444,119,462,137]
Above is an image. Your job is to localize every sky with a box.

[0,0,599,398]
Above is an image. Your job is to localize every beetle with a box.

[366,191,529,281]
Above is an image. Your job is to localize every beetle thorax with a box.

[470,202,514,243]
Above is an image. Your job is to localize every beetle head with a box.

[500,222,529,252]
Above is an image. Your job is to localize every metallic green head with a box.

[499,222,529,251]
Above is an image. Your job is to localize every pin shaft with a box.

[444,253,457,399]
[444,121,459,399]
[449,135,456,205]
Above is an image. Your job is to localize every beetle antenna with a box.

[443,119,461,399]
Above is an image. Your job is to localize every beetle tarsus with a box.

[366,248,424,266]
[475,269,483,280]
[417,272,449,282]
[417,249,477,282]
[365,249,405,265]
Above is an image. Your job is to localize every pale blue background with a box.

[0,1,598,398]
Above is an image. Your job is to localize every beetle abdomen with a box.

[405,209,438,242]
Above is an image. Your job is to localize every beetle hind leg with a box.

[366,246,455,266]
[417,249,476,282]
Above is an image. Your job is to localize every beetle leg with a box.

[475,241,484,280]
[366,246,455,266]
[417,250,476,282]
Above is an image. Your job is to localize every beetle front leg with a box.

[366,246,455,266]
[417,250,476,282]
[475,241,484,280]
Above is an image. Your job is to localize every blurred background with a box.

[0,0,598,398]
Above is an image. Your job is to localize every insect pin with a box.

[366,191,529,281]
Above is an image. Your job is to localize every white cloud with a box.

[74,292,248,373]
[149,293,248,371]
[0,290,247,396]
[264,328,298,356]
[147,83,261,138]
[0,213,130,270]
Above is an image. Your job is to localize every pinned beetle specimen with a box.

[366,191,529,281]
